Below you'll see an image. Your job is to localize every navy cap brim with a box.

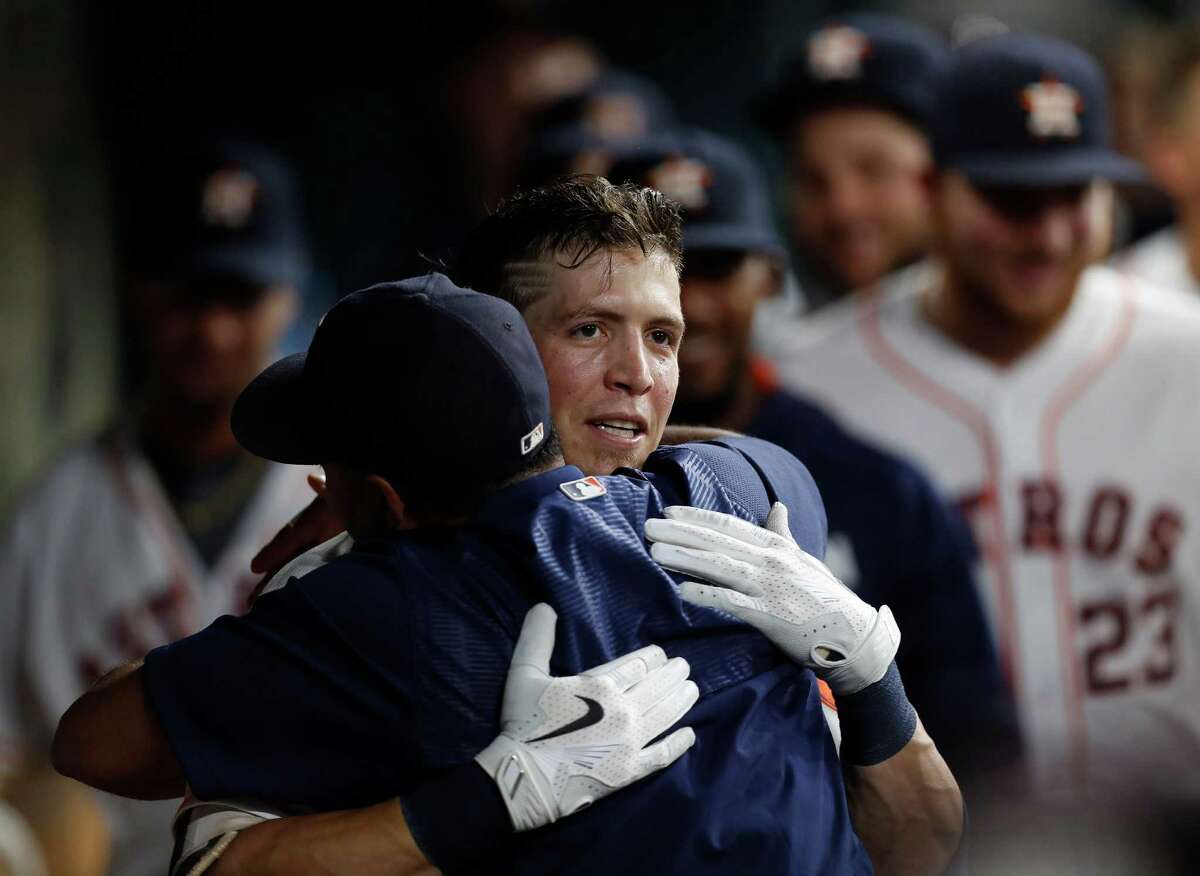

[231,352,332,464]
[948,149,1146,187]
[684,223,787,259]
[188,244,309,287]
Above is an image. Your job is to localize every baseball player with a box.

[0,142,317,876]
[1121,26,1200,297]
[774,31,1199,863]
[759,14,948,308]
[606,127,1020,787]
[54,274,956,875]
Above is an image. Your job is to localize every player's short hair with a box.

[382,427,563,521]
[457,175,683,312]
[1151,26,1200,126]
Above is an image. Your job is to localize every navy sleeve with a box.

[693,436,828,558]
[886,475,1022,786]
[140,550,508,810]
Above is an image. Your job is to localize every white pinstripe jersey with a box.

[0,430,314,876]
[773,263,1200,805]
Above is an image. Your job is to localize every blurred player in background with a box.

[760,14,948,308]
[776,32,1199,873]
[1121,25,1200,296]
[516,69,678,189]
[0,141,316,876]
[607,128,1019,789]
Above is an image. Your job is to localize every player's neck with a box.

[139,392,243,467]
[925,272,1071,368]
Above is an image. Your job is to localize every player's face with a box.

[522,248,683,475]
[789,107,933,292]
[143,279,297,408]
[933,173,1099,328]
[677,251,776,403]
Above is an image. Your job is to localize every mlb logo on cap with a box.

[521,422,545,456]
[560,476,608,502]
[808,25,871,80]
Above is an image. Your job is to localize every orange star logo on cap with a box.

[646,157,713,210]
[1020,77,1083,139]
[807,25,871,81]
[201,168,260,229]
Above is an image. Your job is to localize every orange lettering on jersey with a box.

[1021,479,1063,551]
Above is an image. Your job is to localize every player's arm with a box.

[52,658,185,800]
[646,503,964,876]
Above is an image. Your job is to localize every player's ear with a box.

[364,474,414,531]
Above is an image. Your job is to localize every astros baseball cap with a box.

[931,33,1144,186]
[232,273,551,492]
[155,140,310,289]
[608,129,785,259]
[759,14,949,134]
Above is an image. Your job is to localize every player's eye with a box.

[649,329,676,347]
[571,323,602,339]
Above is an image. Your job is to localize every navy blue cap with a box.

[932,33,1143,186]
[607,129,785,259]
[760,14,948,134]
[519,70,678,187]
[530,69,677,146]
[158,141,310,287]
[232,273,551,490]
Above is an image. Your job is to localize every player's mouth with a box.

[587,416,648,445]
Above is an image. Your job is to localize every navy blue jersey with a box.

[142,437,872,875]
[750,388,1020,780]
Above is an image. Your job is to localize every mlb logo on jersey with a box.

[560,476,607,502]
[1021,77,1083,139]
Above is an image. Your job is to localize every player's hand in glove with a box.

[475,603,698,832]
[645,502,900,696]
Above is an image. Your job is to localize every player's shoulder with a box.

[1115,226,1186,286]
[753,389,948,514]
[4,432,119,530]
[647,436,827,555]
[1087,264,1200,344]
[775,262,929,366]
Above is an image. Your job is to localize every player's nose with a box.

[604,331,654,396]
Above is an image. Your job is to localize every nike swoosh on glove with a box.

[475,604,698,832]
[645,502,900,696]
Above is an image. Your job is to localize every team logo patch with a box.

[201,168,260,229]
[521,421,545,455]
[808,25,871,81]
[646,157,713,211]
[560,475,607,501]
[1021,77,1083,139]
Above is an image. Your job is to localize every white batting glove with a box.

[475,604,698,832]
[645,502,900,696]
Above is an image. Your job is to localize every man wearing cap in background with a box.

[761,14,948,309]
[607,128,1019,792]
[0,141,317,876]
[1121,25,1200,298]
[776,32,1200,872]
[52,271,956,875]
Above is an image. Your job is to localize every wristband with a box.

[835,661,917,766]
[399,761,512,874]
